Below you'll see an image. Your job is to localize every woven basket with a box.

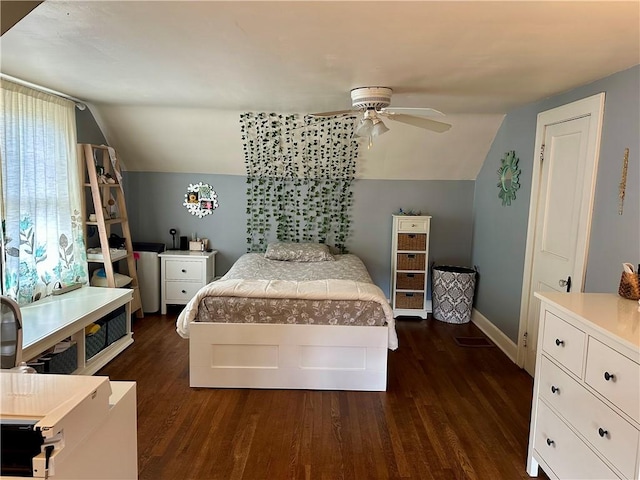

[397,253,426,270]
[395,292,424,309]
[396,273,425,290]
[618,272,640,300]
[397,233,426,251]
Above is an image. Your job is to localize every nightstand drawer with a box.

[397,217,429,233]
[397,233,426,251]
[534,401,618,479]
[165,281,202,302]
[542,311,585,378]
[165,260,203,281]
[586,337,640,424]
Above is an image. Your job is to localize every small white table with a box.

[159,250,217,314]
[20,286,133,375]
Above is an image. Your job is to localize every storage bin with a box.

[396,273,425,290]
[432,266,477,324]
[397,233,427,251]
[395,292,424,309]
[397,253,426,270]
[86,325,107,360]
[106,306,127,345]
[38,343,78,374]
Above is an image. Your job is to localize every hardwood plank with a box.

[98,312,550,479]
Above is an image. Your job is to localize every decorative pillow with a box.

[264,242,335,262]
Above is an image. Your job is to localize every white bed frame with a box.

[189,322,389,391]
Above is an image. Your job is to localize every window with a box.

[1,79,88,304]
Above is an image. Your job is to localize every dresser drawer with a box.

[542,311,586,378]
[165,281,202,302]
[397,217,429,233]
[534,401,618,480]
[586,337,640,424]
[165,260,203,281]
[396,273,425,290]
[540,356,639,479]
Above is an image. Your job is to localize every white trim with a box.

[471,308,518,363]
[516,93,605,369]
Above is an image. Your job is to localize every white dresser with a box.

[159,250,216,314]
[527,292,640,479]
[390,215,431,318]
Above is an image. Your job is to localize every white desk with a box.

[1,372,137,479]
[21,287,133,375]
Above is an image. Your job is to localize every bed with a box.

[176,243,396,391]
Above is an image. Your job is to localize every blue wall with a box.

[122,172,475,297]
[472,65,640,342]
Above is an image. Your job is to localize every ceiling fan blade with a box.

[308,110,355,118]
[385,114,451,133]
[380,107,445,116]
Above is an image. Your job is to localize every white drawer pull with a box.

[598,427,608,438]
[546,438,554,447]
[603,371,615,381]
[555,338,565,347]
[551,385,560,394]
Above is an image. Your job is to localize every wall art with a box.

[183,182,219,218]
[497,150,521,206]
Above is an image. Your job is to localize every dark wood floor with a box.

[98,309,547,480]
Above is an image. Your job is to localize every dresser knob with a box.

[598,428,608,438]
[181,290,187,294]
[555,338,564,347]
[181,269,187,273]
[551,386,560,394]
[546,438,554,446]
[604,371,615,381]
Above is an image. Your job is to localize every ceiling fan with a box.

[309,87,452,145]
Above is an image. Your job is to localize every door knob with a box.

[558,276,572,292]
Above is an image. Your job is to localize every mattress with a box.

[176,253,397,349]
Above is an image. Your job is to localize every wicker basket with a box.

[397,253,426,270]
[618,271,640,300]
[38,343,78,374]
[397,233,426,251]
[395,292,424,309]
[106,308,127,345]
[86,326,107,360]
[396,273,425,290]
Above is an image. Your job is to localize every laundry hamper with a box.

[432,266,477,324]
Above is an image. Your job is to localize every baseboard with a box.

[471,308,518,363]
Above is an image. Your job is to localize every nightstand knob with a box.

[546,438,554,446]
[598,428,608,438]
[551,386,559,394]
[181,269,187,273]
[604,371,615,381]
[181,290,187,294]
[555,338,564,347]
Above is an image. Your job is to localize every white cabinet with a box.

[159,250,216,314]
[527,292,640,479]
[390,215,431,319]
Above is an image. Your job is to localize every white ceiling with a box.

[1,1,639,179]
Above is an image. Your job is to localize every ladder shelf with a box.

[78,143,143,318]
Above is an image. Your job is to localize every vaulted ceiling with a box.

[2,1,639,179]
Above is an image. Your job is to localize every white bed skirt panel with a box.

[189,322,389,391]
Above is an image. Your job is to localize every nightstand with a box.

[159,250,217,314]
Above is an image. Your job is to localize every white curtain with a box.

[1,79,88,305]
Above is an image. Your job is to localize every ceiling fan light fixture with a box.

[371,118,389,137]
[354,117,373,137]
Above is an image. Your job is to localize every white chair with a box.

[1,295,23,369]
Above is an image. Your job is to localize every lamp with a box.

[354,109,390,147]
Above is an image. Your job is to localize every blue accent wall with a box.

[472,65,640,342]
[122,172,475,297]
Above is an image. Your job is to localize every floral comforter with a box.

[175,254,397,349]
